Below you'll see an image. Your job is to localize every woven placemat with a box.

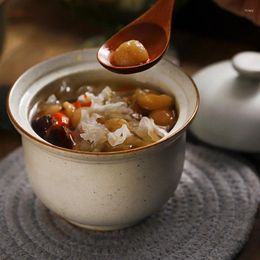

[0,144,259,260]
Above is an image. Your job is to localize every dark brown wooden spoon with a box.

[97,0,175,74]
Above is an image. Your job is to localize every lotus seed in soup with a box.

[31,81,178,152]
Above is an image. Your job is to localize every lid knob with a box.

[232,51,260,80]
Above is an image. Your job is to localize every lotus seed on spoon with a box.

[97,0,175,74]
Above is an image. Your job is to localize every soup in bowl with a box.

[7,49,199,230]
[31,81,178,152]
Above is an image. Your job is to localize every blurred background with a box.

[0,0,259,85]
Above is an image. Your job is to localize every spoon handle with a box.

[142,0,175,30]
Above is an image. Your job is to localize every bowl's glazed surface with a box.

[8,49,199,230]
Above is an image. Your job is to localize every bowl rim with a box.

[7,49,199,156]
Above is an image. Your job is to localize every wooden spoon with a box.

[97,0,175,74]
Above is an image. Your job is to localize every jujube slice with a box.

[45,125,75,149]
[31,115,54,138]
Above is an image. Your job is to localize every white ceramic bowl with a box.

[7,49,199,231]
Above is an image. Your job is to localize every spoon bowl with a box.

[97,0,175,74]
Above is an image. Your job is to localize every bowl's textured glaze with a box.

[8,49,199,230]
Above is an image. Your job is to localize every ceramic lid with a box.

[190,51,260,152]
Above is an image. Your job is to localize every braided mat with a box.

[0,144,259,260]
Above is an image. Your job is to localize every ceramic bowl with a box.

[7,49,199,231]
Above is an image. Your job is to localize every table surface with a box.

[0,0,259,259]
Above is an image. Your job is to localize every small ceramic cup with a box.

[7,49,199,231]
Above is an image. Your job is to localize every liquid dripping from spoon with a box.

[97,0,175,74]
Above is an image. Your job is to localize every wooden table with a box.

[0,0,259,259]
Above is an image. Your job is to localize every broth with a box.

[31,80,178,152]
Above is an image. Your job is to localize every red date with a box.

[31,115,53,138]
[45,125,75,149]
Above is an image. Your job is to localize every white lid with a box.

[190,51,260,152]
